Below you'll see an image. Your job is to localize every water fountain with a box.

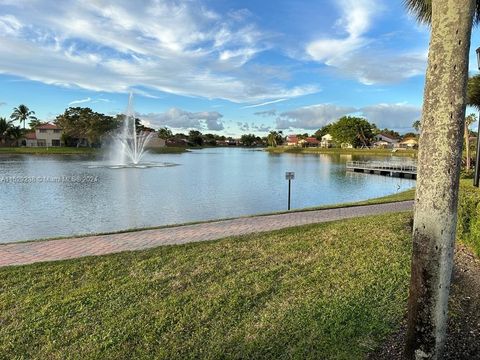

[89,93,177,169]
[111,93,154,166]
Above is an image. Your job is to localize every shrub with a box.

[457,182,480,255]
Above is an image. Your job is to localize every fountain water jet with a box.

[112,93,154,166]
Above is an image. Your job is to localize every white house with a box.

[373,133,399,148]
[320,134,333,148]
[25,124,63,147]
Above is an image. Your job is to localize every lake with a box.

[0,148,415,243]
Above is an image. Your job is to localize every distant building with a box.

[398,137,418,149]
[320,134,333,148]
[373,133,399,148]
[286,135,299,146]
[25,123,63,147]
[301,137,320,147]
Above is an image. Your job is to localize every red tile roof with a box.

[305,137,319,144]
[37,123,61,130]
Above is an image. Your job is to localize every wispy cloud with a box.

[0,1,317,103]
[306,0,426,85]
[241,98,288,109]
[68,97,92,106]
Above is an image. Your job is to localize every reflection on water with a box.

[0,149,415,243]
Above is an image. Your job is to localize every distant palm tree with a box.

[0,117,12,144]
[5,125,23,146]
[10,104,37,130]
[464,114,476,170]
[404,0,478,358]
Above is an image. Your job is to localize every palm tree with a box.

[404,0,478,358]
[10,104,37,130]
[0,117,12,144]
[464,114,476,170]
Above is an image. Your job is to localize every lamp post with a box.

[475,47,480,187]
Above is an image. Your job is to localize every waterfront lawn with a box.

[0,212,412,359]
[0,147,97,155]
[265,146,417,157]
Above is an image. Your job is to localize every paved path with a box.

[0,201,413,268]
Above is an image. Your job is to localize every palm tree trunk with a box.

[405,0,475,358]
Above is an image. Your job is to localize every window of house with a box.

[54,129,61,133]
[39,129,47,133]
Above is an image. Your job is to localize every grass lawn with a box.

[0,212,413,359]
[0,147,98,155]
[265,146,417,158]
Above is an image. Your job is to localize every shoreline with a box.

[1,188,415,245]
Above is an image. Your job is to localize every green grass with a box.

[0,212,413,359]
[0,147,98,155]
[265,146,417,157]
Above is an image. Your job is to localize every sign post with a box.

[285,171,295,210]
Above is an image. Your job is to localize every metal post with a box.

[288,179,291,210]
[475,118,480,187]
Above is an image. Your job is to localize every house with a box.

[320,134,333,148]
[302,137,320,147]
[373,133,399,148]
[398,137,418,149]
[26,123,63,147]
[286,135,299,146]
[24,132,37,147]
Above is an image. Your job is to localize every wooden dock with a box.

[346,161,417,179]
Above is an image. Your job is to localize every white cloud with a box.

[274,102,421,130]
[138,108,224,131]
[276,104,356,129]
[361,103,421,129]
[306,0,426,84]
[68,97,92,106]
[0,0,317,103]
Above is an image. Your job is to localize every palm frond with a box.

[404,0,480,26]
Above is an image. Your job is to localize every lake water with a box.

[0,148,415,243]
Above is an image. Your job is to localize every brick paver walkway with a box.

[0,201,413,267]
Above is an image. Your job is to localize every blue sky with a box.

[0,0,479,135]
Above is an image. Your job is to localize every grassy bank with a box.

[265,146,418,157]
[0,146,191,155]
[0,212,413,359]
[0,147,98,155]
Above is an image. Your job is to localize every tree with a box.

[404,1,477,358]
[379,128,400,139]
[240,134,257,146]
[188,130,203,146]
[314,124,332,140]
[464,113,476,170]
[28,119,43,130]
[412,119,422,133]
[56,107,120,147]
[0,117,13,144]
[266,131,283,147]
[10,104,37,130]
[157,127,173,140]
[5,125,23,146]
[328,116,375,147]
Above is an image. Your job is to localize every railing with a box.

[346,161,417,173]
